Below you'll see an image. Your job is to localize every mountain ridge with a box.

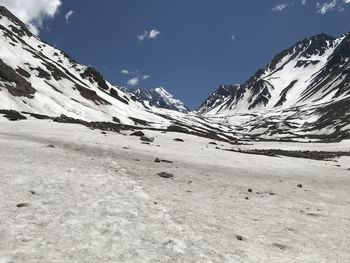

[121,86,189,113]
[0,5,349,142]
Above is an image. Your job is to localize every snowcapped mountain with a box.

[122,87,189,113]
[0,6,170,126]
[198,32,350,141]
[0,5,349,142]
[199,33,350,115]
[0,6,234,141]
[197,84,241,114]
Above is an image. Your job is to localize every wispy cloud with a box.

[301,0,307,5]
[317,0,337,14]
[231,33,236,41]
[127,77,140,87]
[137,29,161,41]
[121,69,139,75]
[272,2,294,12]
[65,10,74,24]
[126,75,151,87]
[0,0,62,35]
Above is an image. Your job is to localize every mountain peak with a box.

[122,87,189,113]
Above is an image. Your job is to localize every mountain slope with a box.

[198,33,350,141]
[0,6,237,142]
[122,87,189,113]
[0,6,169,126]
[199,33,350,115]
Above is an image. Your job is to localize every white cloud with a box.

[126,75,150,87]
[272,2,294,12]
[127,77,140,87]
[65,10,74,24]
[149,29,160,39]
[0,0,61,35]
[137,29,161,41]
[121,69,139,75]
[231,34,236,41]
[317,0,337,14]
[301,0,307,5]
[344,0,350,3]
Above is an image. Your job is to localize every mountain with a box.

[0,5,349,142]
[199,33,350,114]
[197,84,241,114]
[198,32,350,141]
[0,6,170,126]
[0,6,235,141]
[122,87,189,113]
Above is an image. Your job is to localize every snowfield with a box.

[0,120,349,263]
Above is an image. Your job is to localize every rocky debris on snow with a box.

[16,203,30,208]
[167,125,188,133]
[209,142,217,145]
[29,190,36,195]
[53,115,121,133]
[248,188,253,193]
[174,138,184,142]
[130,131,145,137]
[140,136,154,143]
[235,235,245,241]
[157,172,174,179]
[161,159,173,163]
[272,243,288,251]
[0,109,27,121]
[154,158,174,164]
[225,148,350,160]
[47,144,55,148]
[297,184,303,188]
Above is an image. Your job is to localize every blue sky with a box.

[3,0,350,109]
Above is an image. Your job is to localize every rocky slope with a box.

[0,5,349,142]
[199,33,350,141]
[199,33,350,114]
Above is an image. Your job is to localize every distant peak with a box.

[308,33,335,42]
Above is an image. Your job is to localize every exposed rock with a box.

[157,172,174,179]
[174,138,184,142]
[0,109,26,121]
[161,160,174,163]
[272,243,288,251]
[16,203,30,208]
[154,158,161,163]
[0,59,36,98]
[235,235,245,241]
[140,136,154,143]
[130,131,145,137]
[167,125,188,133]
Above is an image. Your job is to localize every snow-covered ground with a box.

[0,120,349,262]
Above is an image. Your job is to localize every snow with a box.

[0,14,170,126]
[0,120,349,262]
